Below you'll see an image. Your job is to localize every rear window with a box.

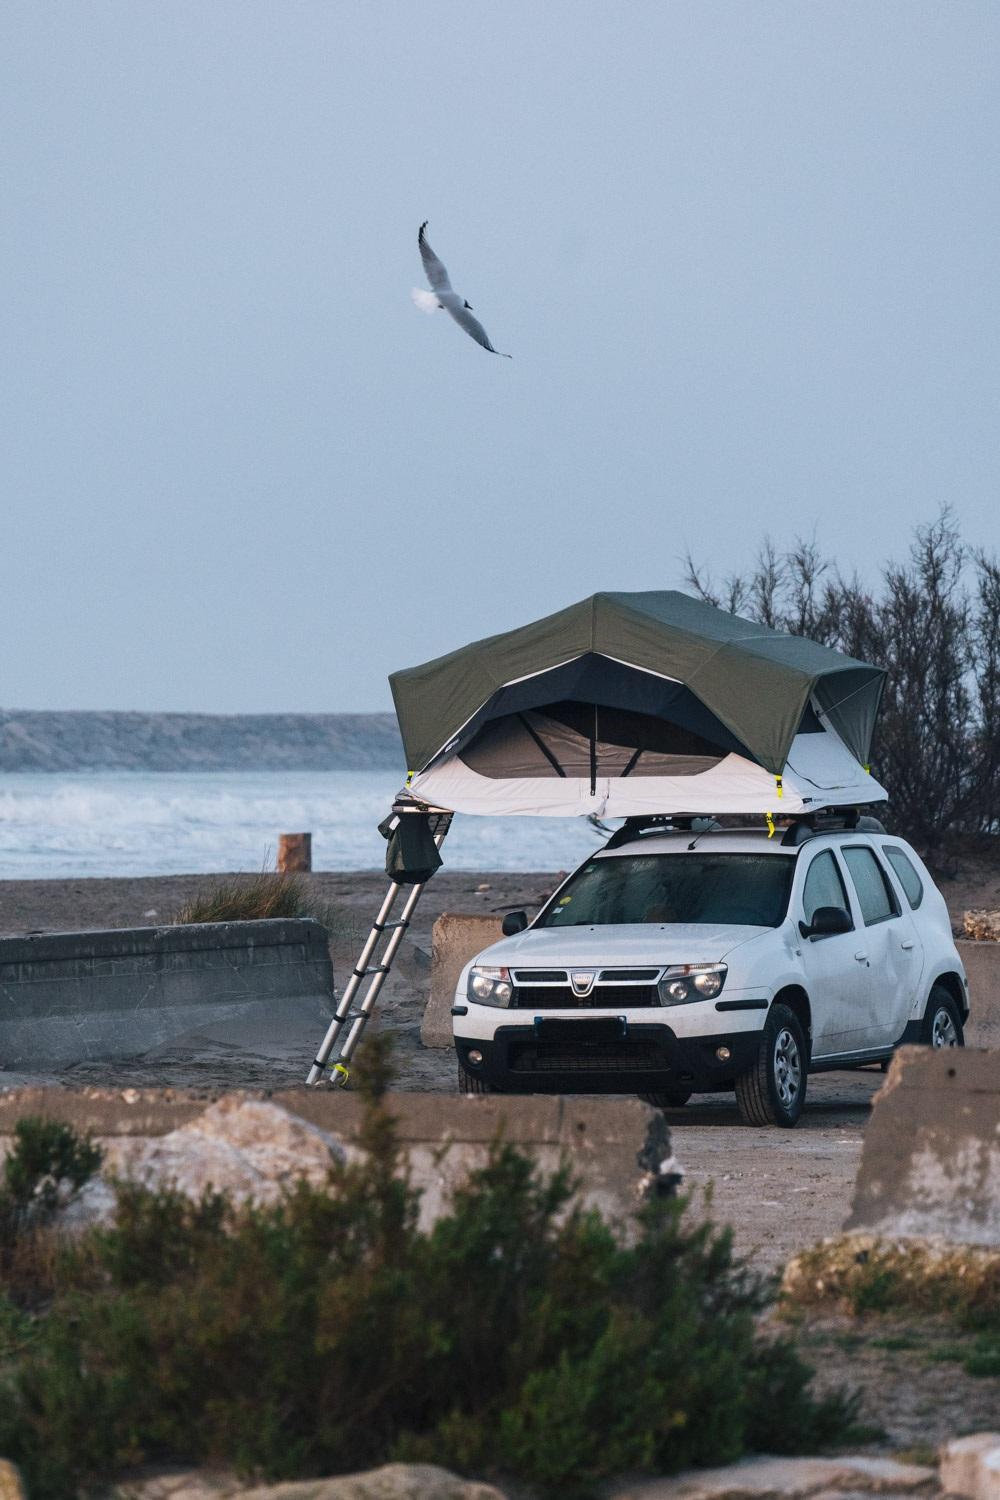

[842,846,899,925]
[883,845,925,908]
[536,853,794,929]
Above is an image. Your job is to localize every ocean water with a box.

[0,770,604,878]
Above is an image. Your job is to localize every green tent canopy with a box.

[391,591,886,819]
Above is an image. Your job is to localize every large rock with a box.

[109,1463,506,1500]
[608,1454,936,1500]
[70,1098,351,1223]
[0,1461,26,1500]
[940,1434,1000,1500]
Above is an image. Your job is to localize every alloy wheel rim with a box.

[932,1008,958,1048]
[773,1028,802,1108]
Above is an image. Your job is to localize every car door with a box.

[840,843,921,1048]
[796,846,872,1058]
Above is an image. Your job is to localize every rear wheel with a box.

[735,1004,807,1127]
[920,986,964,1049]
[639,1087,693,1109]
[458,1063,494,1094]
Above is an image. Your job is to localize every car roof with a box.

[592,826,908,861]
[594,829,796,859]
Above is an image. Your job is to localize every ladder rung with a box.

[373,919,409,932]
[353,965,390,978]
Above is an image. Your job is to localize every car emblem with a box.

[570,971,596,997]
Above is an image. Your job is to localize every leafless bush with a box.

[685,511,1000,857]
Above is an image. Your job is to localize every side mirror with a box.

[502,909,528,936]
[799,905,852,940]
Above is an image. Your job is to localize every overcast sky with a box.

[3,2,998,713]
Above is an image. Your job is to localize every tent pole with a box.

[305,810,452,1087]
[590,703,598,795]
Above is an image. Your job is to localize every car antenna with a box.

[686,816,721,851]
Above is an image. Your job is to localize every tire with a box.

[735,1003,808,1128]
[639,1088,693,1109]
[458,1062,494,1094]
[920,986,965,1049]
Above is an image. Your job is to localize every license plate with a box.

[533,1016,627,1043]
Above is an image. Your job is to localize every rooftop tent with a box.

[391,591,888,817]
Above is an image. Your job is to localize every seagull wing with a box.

[446,303,512,358]
[418,221,452,292]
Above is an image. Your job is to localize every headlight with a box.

[467,965,514,1008]
[657,964,727,1005]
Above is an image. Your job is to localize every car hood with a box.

[474,923,770,970]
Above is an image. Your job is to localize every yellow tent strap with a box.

[332,1062,350,1086]
[766,812,776,839]
[775,775,783,799]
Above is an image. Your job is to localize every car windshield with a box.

[537,852,794,929]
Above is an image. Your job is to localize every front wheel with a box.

[735,1004,807,1127]
[920,986,964,1049]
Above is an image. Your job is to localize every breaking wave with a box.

[0,771,599,877]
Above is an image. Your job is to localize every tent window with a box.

[460,704,727,781]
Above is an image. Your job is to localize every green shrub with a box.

[0,1049,856,1499]
[0,1117,101,1270]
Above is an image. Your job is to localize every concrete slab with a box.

[845,1047,1000,1244]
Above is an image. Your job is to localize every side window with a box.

[883,845,925,909]
[843,846,899,925]
[801,850,851,926]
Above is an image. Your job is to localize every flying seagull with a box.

[412,221,511,358]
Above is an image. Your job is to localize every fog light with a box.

[467,1049,484,1066]
[715,1046,731,1062]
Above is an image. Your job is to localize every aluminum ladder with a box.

[306,802,452,1086]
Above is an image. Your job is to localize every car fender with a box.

[921,960,970,1020]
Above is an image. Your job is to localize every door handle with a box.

[854,952,869,963]
[901,940,915,951]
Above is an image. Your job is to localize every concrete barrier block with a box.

[0,919,334,1068]
[0,1089,666,1235]
[940,1434,1000,1500]
[958,939,1000,1048]
[845,1047,1000,1245]
[420,913,503,1048]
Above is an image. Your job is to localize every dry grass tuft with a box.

[172,871,322,926]
[782,1234,1000,1320]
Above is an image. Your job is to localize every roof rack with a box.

[602,808,890,853]
[780,810,887,847]
[603,815,722,850]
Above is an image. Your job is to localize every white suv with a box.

[452,819,969,1126]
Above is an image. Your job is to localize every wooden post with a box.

[277,832,312,873]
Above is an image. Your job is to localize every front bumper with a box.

[454,1018,761,1095]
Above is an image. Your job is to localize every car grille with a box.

[509,1041,671,1073]
[513,984,660,1010]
